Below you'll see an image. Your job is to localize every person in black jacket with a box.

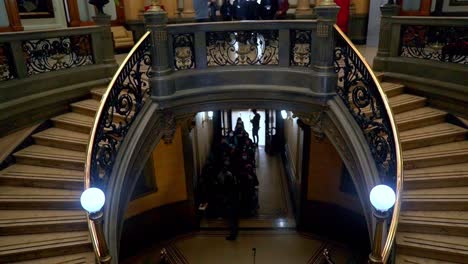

[259,0,278,20]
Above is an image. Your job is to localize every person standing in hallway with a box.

[222,160,240,240]
[250,109,260,146]
[194,0,210,22]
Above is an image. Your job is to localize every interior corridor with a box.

[200,145,295,229]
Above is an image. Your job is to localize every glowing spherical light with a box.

[369,185,396,212]
[80,188,105,213]
[281,110,287,119]
[207,111,214,119]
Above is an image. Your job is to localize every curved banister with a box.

[84,31,152,262]
[333,25,403,263]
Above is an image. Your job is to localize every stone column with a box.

[313,1,339,94]
[182,0,196,18]
[296,0,314,18]
[376,3,399,58]
[144,9,175,97]
[93,14,117,65]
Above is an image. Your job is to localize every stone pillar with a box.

[295,0,314,18]
[144,9,175,97]
[93,14,117,65]
[313,2,339,72]
[376,3,399,58]
[182,0,196,18]
[313,1,339,94]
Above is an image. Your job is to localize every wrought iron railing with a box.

[334,25,402,263]
[85,31,152,190]
[23,34,94,75]
[167,20,318,70]
[0,26,108,81]
[0,43,15,82]
[400,24,468,64]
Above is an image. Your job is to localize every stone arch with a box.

[103,94,379,263]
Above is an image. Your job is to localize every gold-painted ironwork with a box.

[84,31,152,263]
[334,25,403,264]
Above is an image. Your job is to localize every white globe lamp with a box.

[369,184,396,212]
[281,110,288,120]
[80,187,105,214]
[207,111,214,119]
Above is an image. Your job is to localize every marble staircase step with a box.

[404,163,468,189]
[51,113,93,134]
[389,94,427,114]
[0,164,83,190]
[402,186,468,211]
[0,186,81,210]
[32,128,88,152]
[400,123,466,150]
[396,232,468,263]
[403,141,468,170]
[90,87,107,101]
[0,210,87,236]
[70,99,100,118]
[395,107,446,132]
[399,211,468,237]
[0,231,92,263]
[396,254,460,264]
[14,252,96,264]
[381,82,405,98]
[13,145,85,171]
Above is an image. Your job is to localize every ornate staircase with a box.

[378,80,468,263]
[0,86,108,263]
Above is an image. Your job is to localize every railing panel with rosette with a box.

[333,25,402,263]
[400,25,468,64]
[23,34,95,75]
[0,43,15,82]
[85,31,152,190]
[168,21,319,70]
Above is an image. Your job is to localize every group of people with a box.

[196,0,289,22]
[198,110,261,240]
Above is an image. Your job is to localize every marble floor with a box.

[123,230,356,264]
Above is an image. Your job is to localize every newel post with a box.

[145,8,175,97]
[376,3,399,58]
[313,1,340,94]
[93,14,116,65]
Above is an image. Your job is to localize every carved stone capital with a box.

[160,110,176,144]
[294,107,329,141]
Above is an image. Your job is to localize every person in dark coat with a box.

[250,109,260,146]
[220,0,234,21]
[259,0,278,20]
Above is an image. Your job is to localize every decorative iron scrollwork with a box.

[89,33,152,189]
[172,33,195,70]
[206,30,279,66]
[334,31,396,185]
[400,25,468,64]
[22,35,94,75]
[0,43,15,82]
[290,30,312,67]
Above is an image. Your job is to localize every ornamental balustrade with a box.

[86,11,402,264]
[374,14,468,71]
[0,26,110,82]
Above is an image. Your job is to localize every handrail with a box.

[84,31,152,261]
[85,31,152,190]
[333,25,403,263]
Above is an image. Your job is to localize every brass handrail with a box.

[333,25,403,263]
[84,31,152,262]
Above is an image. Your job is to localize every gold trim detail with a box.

[84,31,152,262]
[334,24,403,264]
